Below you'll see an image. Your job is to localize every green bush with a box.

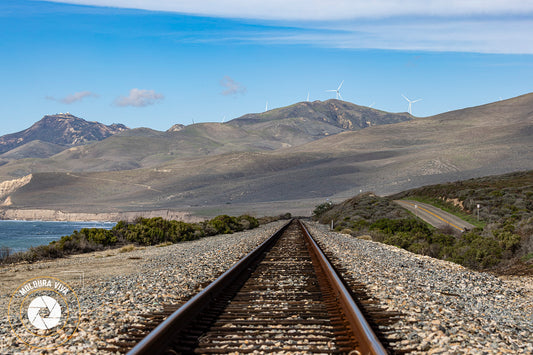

[205,215,243,235]
[313,202,333,219]
[493,230,521,252]
[238,215,260,230]
[447,232,503,268]
[1,214,260,264]
[382,232,418,249]
[370,218,432,238]
[82,228,117,246]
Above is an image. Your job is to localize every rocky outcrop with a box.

[167,124,185,132]
[0,208,204,223]
[0,174,32,204]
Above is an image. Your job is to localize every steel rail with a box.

[297,220,388,355]
[127,219,292,355]
[128,219,388,354]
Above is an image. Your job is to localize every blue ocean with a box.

[0,220,115,252]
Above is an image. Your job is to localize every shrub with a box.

[1,214,261,264]
[238,215,260,230]
[313,202,333,219]
[408,241,431,255]
[0,246,12,261]
[81,228,117,246]
[382,232,418,249]
[205,215,243,236]
[370,218,432,238]
[447,232,503,269]
[493,230,521,252]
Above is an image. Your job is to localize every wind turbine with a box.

[265,101,268,112]
[402,94,422,115]
[326,80,344,100]
[307,91,310,102]
[221,116,226,123]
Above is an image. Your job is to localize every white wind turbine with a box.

[402,94,422,115]
[265,101,268,112]
[326,80,344,100]
[307,91,310,102]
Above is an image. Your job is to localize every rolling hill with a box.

[1,94,532,218]
[0,100,411,179]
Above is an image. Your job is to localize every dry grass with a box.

[118,244,136,253]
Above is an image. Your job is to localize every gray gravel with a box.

[0,221,286,354]
[2,220,531,354]
[306,222,533,354]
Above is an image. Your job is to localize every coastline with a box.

[0,208,204,223]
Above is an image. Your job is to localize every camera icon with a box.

[27,296,62,330]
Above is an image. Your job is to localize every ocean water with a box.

[0,220,116,253]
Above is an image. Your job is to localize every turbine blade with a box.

[412,99,422,103]
[338,80,344,91]
[402,94,410,102]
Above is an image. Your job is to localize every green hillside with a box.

[315,171,533,274]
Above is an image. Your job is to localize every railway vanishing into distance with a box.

[105,220,403,354]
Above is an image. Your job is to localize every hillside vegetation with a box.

[315,171,533,274]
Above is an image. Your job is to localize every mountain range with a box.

[0,101,411,174]
[0,95,531,218]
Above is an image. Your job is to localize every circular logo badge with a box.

[8,276,80,350]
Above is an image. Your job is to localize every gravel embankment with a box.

[0,221,287,354]
[2,220,531,354]
[307,222,533,355]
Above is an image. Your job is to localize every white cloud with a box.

[220,76,246,96]
[46,91,99,104]
[114,88,164,107]
[43,1,533,20]
[261,18,533,54]
[42,1,533,54]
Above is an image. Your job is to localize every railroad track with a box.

[124,220,390,354]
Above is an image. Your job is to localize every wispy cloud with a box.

[42,1,533,54]
[220,76,246,96]
[43,1,533,21]
[255,17,533,54]
[114,88,164,107]
[46,91,99,104]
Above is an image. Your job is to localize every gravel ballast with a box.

[1,220,531,354]
[307,222,533,354]
[0,221,287,354]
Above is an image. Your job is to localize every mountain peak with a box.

[0,114,128,155]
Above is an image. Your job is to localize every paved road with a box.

[395,200,476,232]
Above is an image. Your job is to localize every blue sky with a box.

[1,0,532,135]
